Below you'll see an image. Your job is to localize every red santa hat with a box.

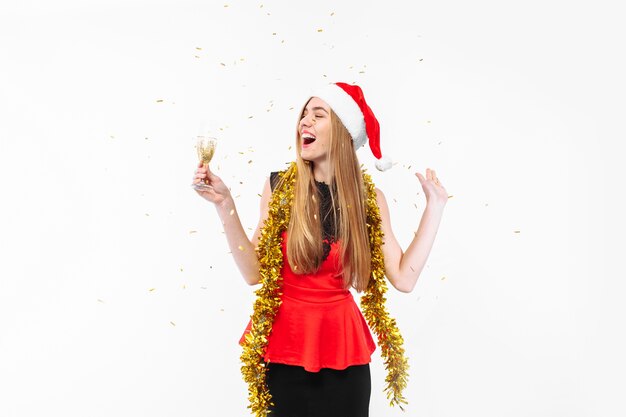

[308,82,393,171]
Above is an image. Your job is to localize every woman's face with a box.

[299,97,331,163]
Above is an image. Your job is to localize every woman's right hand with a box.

[192,161,231,206]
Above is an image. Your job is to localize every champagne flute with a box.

[192,135,218,191]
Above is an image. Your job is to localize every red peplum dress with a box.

[238,175,376,373]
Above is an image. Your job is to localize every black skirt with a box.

[265,362,371,417]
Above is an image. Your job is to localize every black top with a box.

[270,171,339,261]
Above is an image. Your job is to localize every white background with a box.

[1,0,625,416]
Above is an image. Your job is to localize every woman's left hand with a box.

[416,168,448,208]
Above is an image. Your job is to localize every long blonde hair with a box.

[275,98,371,292]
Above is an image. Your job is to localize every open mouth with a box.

[303,137,316,145]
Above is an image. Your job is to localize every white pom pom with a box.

[375,155,393,171]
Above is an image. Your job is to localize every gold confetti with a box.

[313,214,317,220]
[257,193,262,197]
[248,160,253,164]
[149,288,156,292]
[170,321,176,326]
[180,268,183,271]
[194,55,200,58]
[182,284,186,289]
[393,198,397,203]
[220,62,226,66]
[196,47,202,50]
[407,165,411,170]
[248,115,254,119]
[317,28,323,32]
[230,209,235,215]
[330,12,335,16]
[272,32,277,35]
[441,276,446,280]
[223,4,229,7]
[156,99,163,103]
[238,245,245,251]
[145,213,149,216]
[289,106,294,110]
[189,230,197,234]
[514,230,520,233]
[97,299,104,303]
[288,145,292,150]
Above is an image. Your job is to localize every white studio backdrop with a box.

[1,0,625,416]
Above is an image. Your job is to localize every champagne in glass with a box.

[192,135,218,191]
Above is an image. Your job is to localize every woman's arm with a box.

[375,187,446,293]
[214,177,271,286]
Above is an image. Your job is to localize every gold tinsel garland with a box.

[240,161,409,416]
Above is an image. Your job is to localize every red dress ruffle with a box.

[239,230,376,372]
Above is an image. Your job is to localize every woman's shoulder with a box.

[269,163,293,192]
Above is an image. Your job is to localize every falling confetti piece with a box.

[97,299,104,303]
[194,55,200,58]
[180,268,183,272]
[230,209,235,215]
[248,115,254,119]
[393,198,397,203]
[441,276,446,280]
[170,321,176,326]
[182,284,186,289]
[149,288,156,292]
[427,120,431,123]
[330,12,335,16]
[410,266,415,272]
[145,213,149,216]
[235,194,240,198]
[196,47,202,50]
[201,286,207,289]
[314,214,317,220]
[514,230,520,233]
[289,106,294,110]
[407,165,411,170]
[156,99,164,103]
[359,71,365,74]
[248,160,253,164]
[288,145,292,150]
[224,4,229,7]
[220,62,226,66]
[189,230,197,234]
[260,4,263,8]
[272,32,277,35]
[238,245,244,251]
[419,58,424,61]
[257,193,262,197]
[317,29,323,32]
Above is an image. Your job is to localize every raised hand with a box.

[192,161,232,206]
[415,168,448,208]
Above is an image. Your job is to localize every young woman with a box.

[192,82,448,417]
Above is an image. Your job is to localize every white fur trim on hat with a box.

[308,83,368,151]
